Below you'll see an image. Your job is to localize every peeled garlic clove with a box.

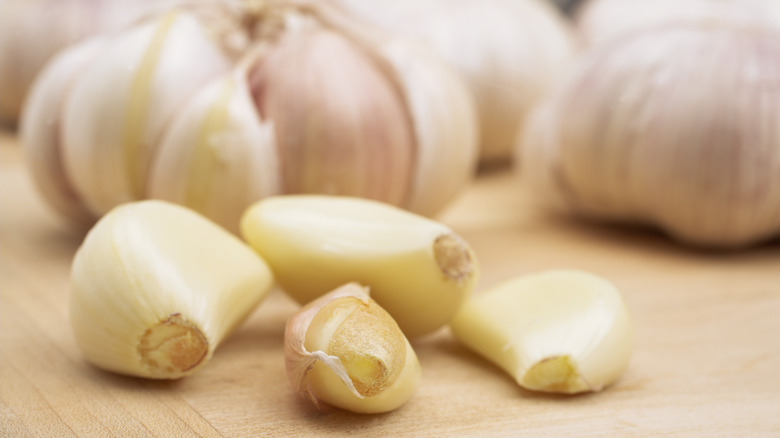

[450,270,633,394]
[148,68,281,234]
[20,38,105,224]
[285,283,421,414]
[241,195,479,338]
[519,19,780,247]
[61,10,234,216]
[70,200,274,379]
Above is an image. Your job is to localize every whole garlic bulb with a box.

[518,19,780,248]
[333,0,575,163]
[22,1,478,233]
[0,0,168,125]
[575,0,780,46]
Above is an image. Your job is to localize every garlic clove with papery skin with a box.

[450,270,634,394]
[69,200,274,379]
[21,38,106,225]
[285,283,421,414]
[148,64,281,235]
[60,9,235,217]
[519,19,780,248]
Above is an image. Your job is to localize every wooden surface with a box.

[2,129,779,437]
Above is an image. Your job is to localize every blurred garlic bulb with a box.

[334,0,575,163]
[575,0,780,46]
[518,19,780,248]
[22,1,477,233]
[22,6,237,224]
[0,0,168,125]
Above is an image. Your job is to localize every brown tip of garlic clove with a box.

[138,313,209,377]
[433,233,475,283]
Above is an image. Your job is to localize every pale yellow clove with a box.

[69,200,274,379]
[241,195,479,338]
[450,270,633,394]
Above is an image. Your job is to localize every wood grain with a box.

[2,130,779,437]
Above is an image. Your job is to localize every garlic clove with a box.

[61,10,235,217]
[20,38,105,224]
[241,195,478,338]
[450,270,633,394]
[248,18,416,208]
[69,200,274,379]
[148,65,281,234]
[285,283,421,414]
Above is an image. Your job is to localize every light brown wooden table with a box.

[2,129,779,437]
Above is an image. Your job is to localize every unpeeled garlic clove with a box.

[69,200,274,379]
[518,18,780,248]
[285,283,421,414]
[241,195,479,338]
[450,270,633,394]
[60,9,235,217]
[20,38,105,225]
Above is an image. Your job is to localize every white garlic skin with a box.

[335,0,575,163]
[519,20,780,248]
[0,0,166,125]
[575,0,780,46]
[148,8,478,231]
[70,200,274,379]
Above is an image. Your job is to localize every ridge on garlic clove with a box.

[518,16,780,248]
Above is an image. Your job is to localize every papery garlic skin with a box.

[148,69,281,235]
[575,0,780,46]
[450,270,633,394]
[335,0,575,163]
[0,0,165,125]
[70,200,274,379]
[241,195,478,338]
[20,39,105,225]
[285,283,421,413]
[519,21,780,248]
[60,10,235,217]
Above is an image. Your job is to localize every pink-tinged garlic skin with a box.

[249,23,415,207]
[519,20,780,248]
[335,0,575,164]
[20,39,105,225]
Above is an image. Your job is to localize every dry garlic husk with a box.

[450,270,633,394]
[519,19,780,248]
[285,283,421,413]
[148,3,478,232]
[0,0,170,125]
[334,0,575,163]
[21,5,239,223]
[70,200,274,379]
[575,0,780,46]
[241,195,479,338]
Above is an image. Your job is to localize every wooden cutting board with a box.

[2,130,779,437]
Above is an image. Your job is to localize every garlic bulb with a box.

[450,270,633,394]
[285,283,421,413]
[333,0,575,163]
[241,195,478,338]
[22,1,477,234]
[575,0,780,46]
[518,18,780,248]
[0,0,169,125]
[70,200,274,379]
